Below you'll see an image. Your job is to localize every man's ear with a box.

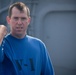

[6,16,11,25]
[28,17,31,25]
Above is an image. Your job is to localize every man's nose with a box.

[18,19,22,24]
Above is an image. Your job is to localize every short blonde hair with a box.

[8,2,30,17]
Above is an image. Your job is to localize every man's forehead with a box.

[11,8,27,15]
[12,7,27,12]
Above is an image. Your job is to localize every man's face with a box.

[7,7,30,38]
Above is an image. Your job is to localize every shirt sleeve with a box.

[0,46,4,62]
[40,42,55,75]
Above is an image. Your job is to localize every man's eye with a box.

[14,17,18,20]
[21,18,27,20]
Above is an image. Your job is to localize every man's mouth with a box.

[16,27,23,29]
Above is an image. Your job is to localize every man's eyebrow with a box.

[13,17,18,18]
[13,16,26,18]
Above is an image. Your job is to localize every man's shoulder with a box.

[26,35,44,45]
[27,35,41,41]
[4,33,10,38]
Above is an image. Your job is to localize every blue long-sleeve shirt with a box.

[0,34,54,75]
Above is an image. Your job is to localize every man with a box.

[0,2,54,75]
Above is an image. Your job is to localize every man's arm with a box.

[40,42,55,75]
[0,25,7,45]
[0,25,7,62]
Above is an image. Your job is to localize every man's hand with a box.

[0,25,7,45]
